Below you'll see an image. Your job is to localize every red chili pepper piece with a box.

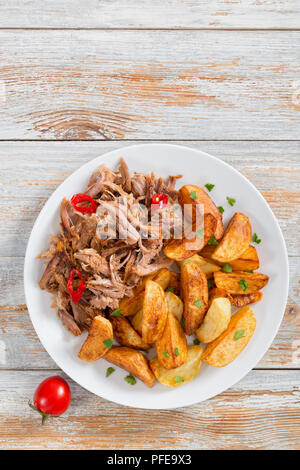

[70,193,97,214]
[67,268,85,304]
[151,193,169,209]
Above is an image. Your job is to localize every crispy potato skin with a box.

[150,345,203,387]
[208,287,233,307]
[229,245,259,271]
[142,280,168,343]
[211,213,252,263]
[178,185,224,240]
[214,271,269,294]
[168,272,181,295]
[78,316,113,362]
[156,312,188,369]
[178,254,221,277]
[105,346,156,388]
[231,291,263,308]
[130,309,143,335]
[201,306,256,367]
[110,316,150,350]
[165,291,184,322]
[181,262,208,335]
[196,297,231,343]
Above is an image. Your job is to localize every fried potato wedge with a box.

[119,268,171,316]
[201,306,256,367]
[196,297,231,343]
[167,272,181,295]
[150,345,203,387]
[165,291,184,322]
[181,262,209,335]
[208,287,233,307]
[178,254,221,277]
[229,245,259,271]
[231,291,263,308]
[199,244,216,259]
[110,316,150,350]
[105,346,156,388]
[178,185,224,240]
[130,309,143,335]
[214,271,269,294]
[78,316,113,362]
[164,213,216,261]
[211,212,252,263]
[156,312,188,369]
[142,280,168,343]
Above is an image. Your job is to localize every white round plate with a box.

[24,144,289,409]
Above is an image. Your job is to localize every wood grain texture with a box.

[0,30,299,140]
[0,0,300,29]
[0,370,299,449]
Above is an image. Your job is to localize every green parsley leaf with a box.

[207,279,214,289]
[190,191,197,200]
[245,269,254,273]
[194,299,203,308]
[252,233,261,244]
[238,279,248,291]
[234,329,245,341]
[163,351,170,358]
[166,286,174,293]
[193,338,201,345]
[218,206,224,214]
[226,197,236,206]
[208,235,218,245]
[174,376,184,383]
[124,374,136,385]
[103,339,113,349]
[110,308,122,317]
[205,183,215,192]
[106,367,115,378]
[181,317,185,329]
[174,347,179,356]
[222,263,233,273]
[196,228,204,239]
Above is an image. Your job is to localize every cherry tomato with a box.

[151,193,168,209]
[29,376,71,424]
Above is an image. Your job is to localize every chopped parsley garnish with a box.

[218,206,224,214]
[207,279,214,289]
[234,329,245,341]
[181,317,185,329]
[124,374,136,385]
[174,348,179,356]
[196,228,204,239]
[226,197,236,206]
[245,269,254,273]
[193,338,201,345]
[238,279,248,292]
[252,233,261,244]
[163,351,170,358]
[222,263,233,273]
[190,191,197,200]
[205,183,215,192]
[166,286,175,293]
[106,367,115,378]
[208,235,218,245]
[194,299,203,308]
[103,339,113,349]
[174,376,184,383]
[110,308,122,317]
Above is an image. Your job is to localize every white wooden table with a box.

[0,1,299,450]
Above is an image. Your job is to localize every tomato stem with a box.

[28,401,50,425]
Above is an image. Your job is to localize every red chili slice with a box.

[151,193,169,209]
[70,193,97,214]
[67,268,86,304]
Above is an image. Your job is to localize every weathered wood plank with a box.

[0,370,299,449]
[0,141,299,257]
[0,256,298,369]
[0,1,299,29]
[0,31,299,140]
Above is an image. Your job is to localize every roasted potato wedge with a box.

[164,213,216,261]
[231,291,263,308]
[110,316,150,350]
[167,272,181,295]
[105,346,156,388]
[78,316,113,362]
[165,291,184,322]
[214,271,269,294]
[181,262,209,335]
[196,297,231,343]
[208,287,233,306]
[178,254,221,277]
[130,309,143,335]
[178,185,224,240]
[199,244,216,259]
[142,280,168,343]
[150,345,203,387]
[229,245,259,271]
[156,312,187,369]
[201,306,256,367]
[211,213,251,263]
[119,268,171,316]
